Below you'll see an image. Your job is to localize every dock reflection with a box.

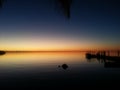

[86,51,120,68]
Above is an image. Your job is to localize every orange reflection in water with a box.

[0,52,85,67]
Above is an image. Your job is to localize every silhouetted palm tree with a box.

[0,0,72,19]
[57,0,72,19]
[0,0,3,8]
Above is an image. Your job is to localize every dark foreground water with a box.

[0,52,120,89]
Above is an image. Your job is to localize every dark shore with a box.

[0,51,6,55]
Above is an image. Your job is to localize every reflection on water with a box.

[0,52,85,67]
[0,52,120,89]
[86,52,120,68]
[0,52,87,74]
[0,51,120,71]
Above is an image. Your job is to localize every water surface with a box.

[0,52,120,89]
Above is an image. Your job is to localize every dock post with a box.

[103,51,106,57]
[118,50,120,56]
[107,51,110,56]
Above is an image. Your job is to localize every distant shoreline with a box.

[4,50,120,53]
[5,51,86,53]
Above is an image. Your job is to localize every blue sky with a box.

[0,0,120,51]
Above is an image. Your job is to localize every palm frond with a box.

[58,0,72,19]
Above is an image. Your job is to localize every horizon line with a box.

[3,50,120,52]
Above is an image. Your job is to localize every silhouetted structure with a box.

[0,50,6,55]
[58,64,68,70]
[107,51,110,56]
[86,51,120,61]
[86,51,120,68]
[62,64,68,70]
[118,50,120,56]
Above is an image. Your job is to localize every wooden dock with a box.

[86,51,120,61]
[86,51,120,68]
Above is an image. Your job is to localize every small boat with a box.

[0,51,6,55]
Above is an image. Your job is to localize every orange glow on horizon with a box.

[0,36,119,51]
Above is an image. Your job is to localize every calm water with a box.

[0,52,120,89]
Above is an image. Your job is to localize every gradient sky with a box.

[0,0,120,51]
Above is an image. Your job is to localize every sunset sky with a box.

[0,0,120,51]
